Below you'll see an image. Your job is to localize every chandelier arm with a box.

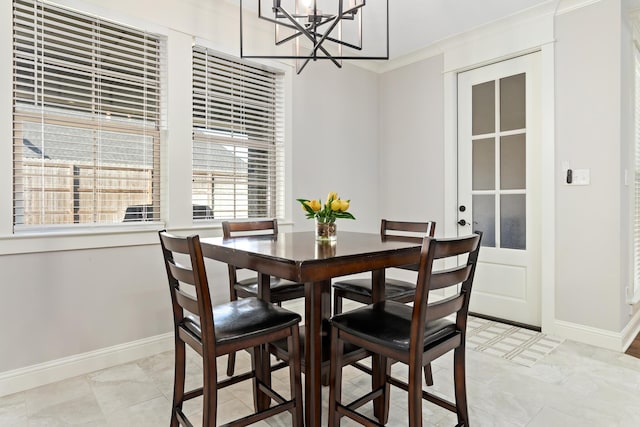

[296,57,312,74]
[274,5,342,68]
[259,14,337,38]
[258,14,299,30]
[343,4,364,14]
[273,22,362,49]
[275,30,304,46]
[322,36,362,51]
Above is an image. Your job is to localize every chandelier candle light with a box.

[298,192,355,242]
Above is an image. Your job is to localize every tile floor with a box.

[3,299,640,426]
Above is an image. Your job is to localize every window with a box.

[192,47,284,220]
[12,0,163,231]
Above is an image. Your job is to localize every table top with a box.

[200,231,423,283]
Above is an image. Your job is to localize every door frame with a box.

[441,26,556,334]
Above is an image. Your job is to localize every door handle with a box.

[458,219,469,226]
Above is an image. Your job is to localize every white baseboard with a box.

[622,308,640,352]
[3,314,638,399]
[552,311,640,353]
[0,332,173,398]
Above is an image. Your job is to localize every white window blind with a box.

[12,0,163,231]
[633,43,640,303]
[192,47,284,220]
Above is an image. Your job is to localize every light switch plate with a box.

[572,169,590,185]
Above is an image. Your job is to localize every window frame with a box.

[12,0,164,233]
[191,46,286,222]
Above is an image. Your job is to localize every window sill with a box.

[0,223,225,255]
[0,219,294,255]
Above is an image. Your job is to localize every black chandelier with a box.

[240,0,389,74]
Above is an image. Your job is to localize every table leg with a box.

[304,279,331,427]
[371,269,390,423]
[256,273,272,411]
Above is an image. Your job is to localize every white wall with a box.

[291,61,381,233]
[0,245,170,372]
[378,55,445,232]
[554,0,626,331]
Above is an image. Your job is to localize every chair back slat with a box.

[222,219,278,238]
[175,288,200,316]
[432,237,478,259]
[381,219,435,242]
[429,264,473,290]
[425,295,465,321]
[160,231,191,254]
[168,261,197,287]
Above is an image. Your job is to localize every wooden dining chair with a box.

[222,219,306,377]
[332,219,436,386]
[328,232,482,427]
[158,230,304,427]
[332,219,436,314]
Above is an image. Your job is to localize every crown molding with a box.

[555,0,601,16]
[372,0,605,74]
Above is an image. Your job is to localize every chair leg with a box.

[408,358,423,427]
[453,346,469,426]
[374,357,392,424]
[288,326,304,427]
[226,288,239,377]
[171,338,186,427]
[250,345,261,412]
[424,363,434,386]
[333,292,343,315]
[201,352,218,427]
[226,353,236,377]
[328,327,344,427]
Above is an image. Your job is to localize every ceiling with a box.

[237,0,555,61]
[387,0,552,59]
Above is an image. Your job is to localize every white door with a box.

[457,53,541,327]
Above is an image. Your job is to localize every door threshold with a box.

[469,311,541,332]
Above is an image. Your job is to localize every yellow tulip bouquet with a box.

[297,192,355,224]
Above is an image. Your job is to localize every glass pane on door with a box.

[473,138,495,190]
[500,134,526,190]
[501,194,526,249]
[472,81,495,135]
[500,73,526,131]
[472,194,495,247]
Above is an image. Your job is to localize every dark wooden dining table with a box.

[199,230,422,426]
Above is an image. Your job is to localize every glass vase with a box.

[315,219,337,242]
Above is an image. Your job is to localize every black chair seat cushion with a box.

[330,300,457,353]
[332,278,416,300]
[181,297,301,345]
[236,276,305,296]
